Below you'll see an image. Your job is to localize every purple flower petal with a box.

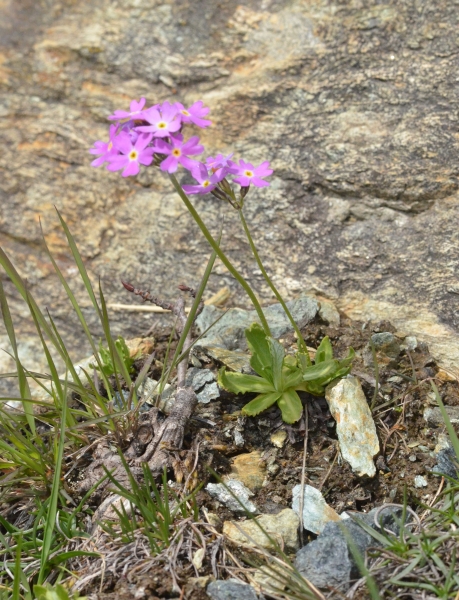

[160,155,179,173]
[229,158,273,187]
[122,161,140,177]
[134,132,154,151]
[108,97,149,121]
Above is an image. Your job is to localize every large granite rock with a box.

[2,0,459,392]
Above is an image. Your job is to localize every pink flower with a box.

[108,98,150,121]
[136,101,181,137]
[153,134,204,173]
[182,162,226,195]
[89,125,120,167]
[175,100,211,128]
[228,159,273,187]
[206,153,234,173]
[106,131,154,177]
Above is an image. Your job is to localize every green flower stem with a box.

[169,173,272,337]
[238,208,310,359]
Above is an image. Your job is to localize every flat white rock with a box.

[291,484,341,534]
[206,479,258,514]
[223,508,299,551]
[325,376,380,477]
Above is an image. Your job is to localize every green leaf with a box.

[282,364,305,389]
[297,351,311,372]
[283,354,297,370]
[268,337,285,391]
[242,392,281,416]
[315,336,333,363]
[302,348,355,395]
[218,368,275,394]
[277,388,303,423]
[245,323,273,383]
[302,359,341,381]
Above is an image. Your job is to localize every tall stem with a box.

[169,174,271,337]
[238,208,310,359]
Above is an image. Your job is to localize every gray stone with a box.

[185,367,220,403]
[206,480,258,514]
[423,406,459,427]
[195,295,318,354]
[325,376,380,477]
[403,336,418,352]
[371,333,400,356]
[432,435,459,480]
[207,580,259,600]
[295,506,404,591]
[317,298,340,327]
[295,533,349,590]
[4,0,459,397]
[291,484,341,534]
[364,332,401,367]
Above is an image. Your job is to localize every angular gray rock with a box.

[196,294,319,352]
[291,484,341,534]
[207,580,259,600]
[3,0,459,397]
[424,406,459,427]
[432,434,459,480]
[363,332,401,367]
[206,479,258,514]
[185,367,220,403]
[294,506,403,591]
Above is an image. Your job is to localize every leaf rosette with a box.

[218,323,354,423]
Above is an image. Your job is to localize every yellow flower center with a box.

[203,180,210,187]
[108,141,113,150]
[129,150,139,161]
[172,149,181,157]
[244,170,254,178]
[158,121,167,129]
[181,110,190,116]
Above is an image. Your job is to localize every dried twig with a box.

[298,406,309,547]
[122,282,201,476]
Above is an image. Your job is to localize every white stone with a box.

[223,508,299,551]
[292,484,341,534]
[325,376,380,477]
[206,479,258,514]
[414,475,428,488]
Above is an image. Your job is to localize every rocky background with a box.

[1,0,459,390]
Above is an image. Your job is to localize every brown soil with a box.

[21,314,459,598]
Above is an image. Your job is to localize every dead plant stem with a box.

[298,406,309,548]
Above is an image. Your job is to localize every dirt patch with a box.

[4,312,458,598]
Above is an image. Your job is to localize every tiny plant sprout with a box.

[90,99,354,422]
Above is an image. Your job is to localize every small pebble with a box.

[233,430,245,447]
[270,430,287,448]
[409,455,417,462]
[206,480,258,514]
[414,475,428,488]
[403,336,418,351]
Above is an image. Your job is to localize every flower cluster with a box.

[90,98,273,201]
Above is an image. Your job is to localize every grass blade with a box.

[162,233,222,391]
[12,533,22,600]
[0,281,35,434]
[431,381,459,462]
[55,208,101,317]
[37,375,68,584]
